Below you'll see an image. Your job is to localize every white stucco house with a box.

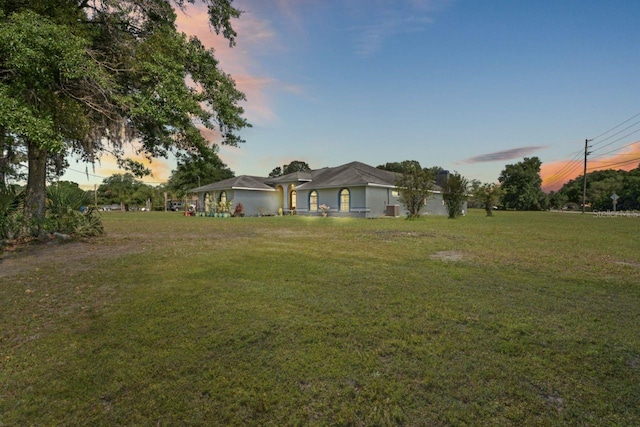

[189,161,453,217]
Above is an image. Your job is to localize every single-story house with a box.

[189,161,455,217]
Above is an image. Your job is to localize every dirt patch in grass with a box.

[430,250,467,262]
[615,260,640,268]
[0,237,143,279]
[373,231,437,242]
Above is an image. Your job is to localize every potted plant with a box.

[233,203,244,217]
[218,200,232,217]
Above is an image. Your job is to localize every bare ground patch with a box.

[430,250,468,262]
[0,236,144,279]
[0,225,251,279]
[614,260,640,268]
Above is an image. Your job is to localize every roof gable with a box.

[190,175,274,192]
[295,161,399,189]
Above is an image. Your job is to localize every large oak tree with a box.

[0,0,249,235]
[498,157,547,210]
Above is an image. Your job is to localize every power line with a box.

[542,111,640,191]
[66,167,106,179]
[65,167,168,185]
[543,160,584,185]
[590,126,640,154]
[589,111,640,143]
[590,139,640,160]
[542,150,584,185]
[543,161,583,185]
[587,157,640,171]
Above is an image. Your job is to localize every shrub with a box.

[0,186,24,240]
[443,172,469,219]
[45,185,104,237]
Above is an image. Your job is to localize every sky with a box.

[62,0,640,192]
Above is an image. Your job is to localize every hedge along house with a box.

[189,161,451,217]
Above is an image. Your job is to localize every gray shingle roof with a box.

[264,170,314,184]
[294,161,399,190]
[191,161,442,193]
[189,175,274,193]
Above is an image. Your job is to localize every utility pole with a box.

[582,139,592,214]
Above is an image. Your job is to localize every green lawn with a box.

[1,210,639,425]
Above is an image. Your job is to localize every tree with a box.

[466,179,483,208]
[498,157,547,210]
[167,147,234,195]
[619,165,640,210]
[473,183,504,216]
[269,160,311,177]
[268,167,283,178]
[284,161,311,175]
[442,172,468,219]
[377,162,406,173]
[548,191,568,211]
[395,160,434,218]
[377,160,424,174]
[0,1,249,236]
[557,164,640,211]
[97,174,144,211]
[0,133,26,189]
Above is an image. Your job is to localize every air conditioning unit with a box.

[386,205,400,217]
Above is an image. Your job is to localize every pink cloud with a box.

[175,3,282,126]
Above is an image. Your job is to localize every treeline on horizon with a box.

[551,165,640,211]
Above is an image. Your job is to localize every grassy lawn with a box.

[1,210,639,425]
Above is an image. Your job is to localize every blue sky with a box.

[62,0,640,190]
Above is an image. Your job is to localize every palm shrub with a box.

[45,184,104,237]
[0,185,24,240]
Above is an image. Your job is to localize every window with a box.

[290,190,297,209]
[309,190,318,211]
[220,191,227,204]
[392,190,399,197]
[339,188,350,212]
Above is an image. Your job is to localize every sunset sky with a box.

[61,0,640,191]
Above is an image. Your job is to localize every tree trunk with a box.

[0,130,8,190]
[0,127,7,189]
[25,140,48,236]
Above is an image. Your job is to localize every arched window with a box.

[339,188,350,212]
[309,190,318,211]
[219,191,227,204]
[290,190,297,209]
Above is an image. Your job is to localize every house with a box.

[189,161,452,217]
